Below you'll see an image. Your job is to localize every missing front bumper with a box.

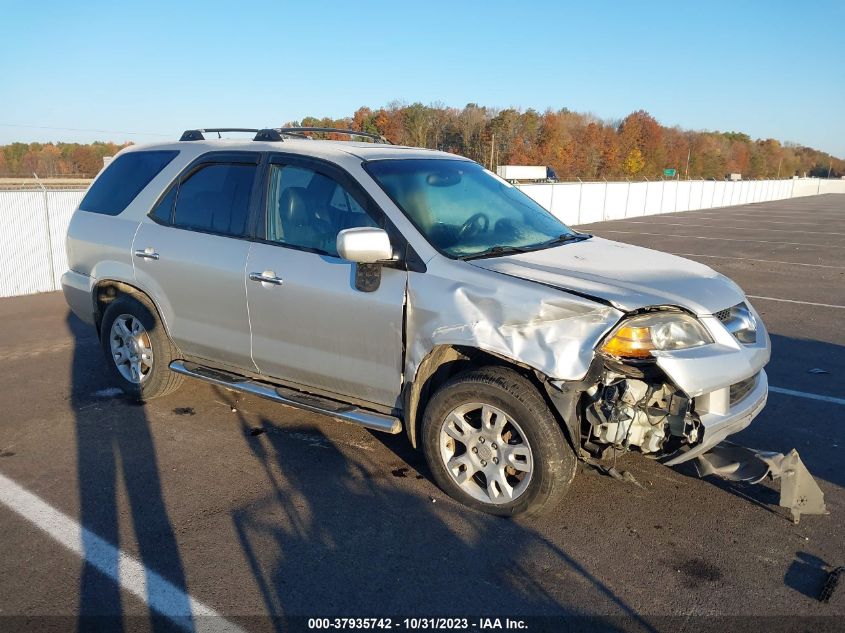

[694,441,828,523]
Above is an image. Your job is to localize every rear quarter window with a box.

[79,150,179,216]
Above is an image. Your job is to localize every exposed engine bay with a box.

[572,358,827,523]
[582,361,699,459]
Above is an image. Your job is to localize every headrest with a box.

[279,187,310,226]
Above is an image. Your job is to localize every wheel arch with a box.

[93,279,172,343]
[403,344,578,452]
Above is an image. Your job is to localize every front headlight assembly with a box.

[600,310,713,359]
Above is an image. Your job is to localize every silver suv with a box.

[62,127,771,516]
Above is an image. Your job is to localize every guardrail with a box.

[1,178,843,299]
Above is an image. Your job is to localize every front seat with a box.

[278,187,333,253]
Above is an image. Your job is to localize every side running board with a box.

[169,360,402,434]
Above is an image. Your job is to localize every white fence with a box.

[1,178,844,298]
[518,177,845,226]
[0,189,85,297]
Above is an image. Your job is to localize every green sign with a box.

[663,168,677,177]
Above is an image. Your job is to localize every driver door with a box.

[246,156,406,408]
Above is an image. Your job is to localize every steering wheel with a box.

[457,212,490,239]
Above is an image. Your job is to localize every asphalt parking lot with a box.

[0,195,843,632]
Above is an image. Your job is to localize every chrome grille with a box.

[714,307,732,322]
[730,373,759,405]
[715,302,757,344]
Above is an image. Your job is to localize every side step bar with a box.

[169,360,402,434]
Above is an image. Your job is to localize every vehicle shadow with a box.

[68,312,193,632]
[218,389,656,633]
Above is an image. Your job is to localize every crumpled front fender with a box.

[405,260,623,385]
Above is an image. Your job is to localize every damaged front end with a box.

[559,305,771,466]
[553,356,827,522]
[547,352,709,464]
[582,359,698,459]
[548,324,827,522]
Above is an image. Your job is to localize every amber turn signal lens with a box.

[600,325,654,358]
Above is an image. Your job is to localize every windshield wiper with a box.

[541,232,592,247]
[461,244,534,260]
[461,233,592,260]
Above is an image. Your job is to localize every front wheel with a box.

[421,366,577,516]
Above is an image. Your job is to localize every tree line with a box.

[0,141,129,178]
[293,103,844,181]
[2,104,841,180]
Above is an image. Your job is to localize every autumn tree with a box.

[623,148,645,176]
[4,104,843,180]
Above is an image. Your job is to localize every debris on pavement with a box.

[694,442,828,523]
[819,566,843,603]
[583,457,644,488]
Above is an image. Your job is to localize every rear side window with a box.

[79,151,178,216]
[172,163,256,236]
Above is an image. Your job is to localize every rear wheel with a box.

[421,366,576,516]
[99,293,183,400]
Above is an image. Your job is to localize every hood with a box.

[469,237,745,314]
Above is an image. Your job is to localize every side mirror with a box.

[336,227,393,263]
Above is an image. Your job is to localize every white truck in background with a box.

[496,165,555,182]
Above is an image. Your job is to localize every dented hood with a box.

[469,237,745,314]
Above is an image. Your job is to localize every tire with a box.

[99,292,184,401]
[421,366,577,517]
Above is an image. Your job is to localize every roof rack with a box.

[179,128,263,141]
[179,127,391,144]
[277,127,392,144]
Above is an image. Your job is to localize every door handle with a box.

[134,248,160,260]
[249,271,284,286]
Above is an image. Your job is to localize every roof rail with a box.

[178,127,390,144]
[180,128,263,141]
[277,127,392,144]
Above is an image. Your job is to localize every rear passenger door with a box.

[246,155,406,408]
[132,152,260,371]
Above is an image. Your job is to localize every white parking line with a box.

[669,252,845,270]
[769,387,845,406]
[746,295,845,309]
[0,471,245,633]
[664,215,838,227]
[594,230,845,249]
[614,220,844,236]
[690,213,845,223]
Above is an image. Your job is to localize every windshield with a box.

[366,159,580,258]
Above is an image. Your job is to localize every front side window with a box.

[172,163,256,236]
[265,164,378,256]
[79,150,178,216]
[367,159,581,258]
[150,185,177,224]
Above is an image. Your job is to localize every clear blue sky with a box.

[1,0,843,156]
